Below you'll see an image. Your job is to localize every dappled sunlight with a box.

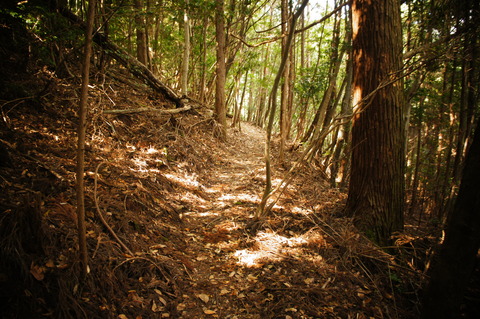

[178,191,208,203]
[164,172,201,189]
[182,211,219,218]
[217,192,259,203]
[234,230,325,268]
[272,177,284,187]
[291,206,314,215]
[145,146,159,154]
[118,143,169,174]
[131,157,162,174]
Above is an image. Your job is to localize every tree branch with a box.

[103,105,192,115]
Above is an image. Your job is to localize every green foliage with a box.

[295,65,329,100]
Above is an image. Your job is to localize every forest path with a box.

[175,122,272,318]
[163,121,384,318]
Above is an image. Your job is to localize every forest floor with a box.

[0,18,429,318]
[160,121,415,319]
[0,71,421,318]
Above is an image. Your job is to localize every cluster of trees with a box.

[11,0,479,317]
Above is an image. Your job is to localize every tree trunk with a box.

[145,0,152,70]
[279,0,291,162]
[435,59,457,220]
[345,0,405,246]
[408,99,424,219]
[331,15,353,188]
[181,0,190,96]
[152,0,163,75]
[232,70,248,129]
[134,0,148,65]
[199,15,208,102]
[256,45,270,127]
[256,0,309,219]
[215,0,227,140]
[301,17,344,145]
[294,11,308,144]
[421,119,480,318]
[76,0,96,277]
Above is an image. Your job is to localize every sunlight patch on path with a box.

[217,193,260,203]
[164,173,201,188]
[234,230,320,267]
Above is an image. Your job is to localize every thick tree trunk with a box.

[345,0,405,246]
[421,119,480,318]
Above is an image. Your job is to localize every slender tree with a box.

[134,0,148,65]
[215,0,227,140]
[181,0,190,96]
[76,0,96,277]
[279,0,292,161]
[256,0,309,219]
[345,0,406,245]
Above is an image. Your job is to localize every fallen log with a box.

[57,6,183,108]
[103,105,192,115]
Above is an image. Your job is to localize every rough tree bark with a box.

[215,0,227,140]
[345,0,406,246]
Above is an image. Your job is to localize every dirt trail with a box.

[165,120,406,319]
[176,123,270,318]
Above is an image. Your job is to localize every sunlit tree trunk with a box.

[345,0,405,246]
[152,0,162,75]
[181,0,190,96]
[279,0,291,162]
[294,10,307,143]
[215,0,227,140]
[247,84,254,122]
